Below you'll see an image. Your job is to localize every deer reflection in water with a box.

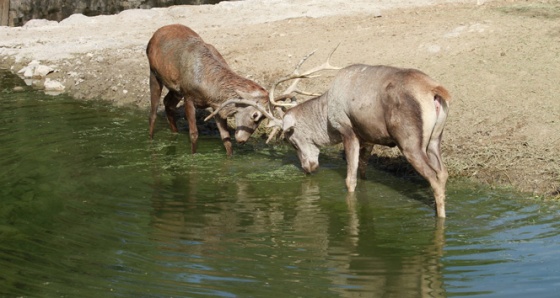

[146,156,445,296]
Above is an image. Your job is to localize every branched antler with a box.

[206,45,343,144]
[204,99,282,126]
[269,44,342,107]
[204,99,285,144]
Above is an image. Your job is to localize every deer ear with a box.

[282,114,296,133]
[284,125,294,135]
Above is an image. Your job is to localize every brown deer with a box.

[208,57,451,217]
[146,24,269,156]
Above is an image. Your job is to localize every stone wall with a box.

[1,0,224,26]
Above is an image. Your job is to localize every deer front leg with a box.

[214,115,233,157]
[342,129,360,192]
[184,99,198,154]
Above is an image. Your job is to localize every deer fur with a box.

[281,64,451,217]
[146,24,268,156]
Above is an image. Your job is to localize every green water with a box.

[1,69,560,297]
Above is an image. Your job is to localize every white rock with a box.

[19,60,39,76]
[23,67,34,78]
[33,65,54,78]
[18,66,28,74]
[44,79,65,91]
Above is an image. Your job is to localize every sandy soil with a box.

[1,0,559,197]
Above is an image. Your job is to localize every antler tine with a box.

[294,49,317,74]
[293,89,322,97]
[325,43,341,69]
[297,43,342,77]
[204,98,282,127]
[265,106,287,144]
[205,98,285,144]
[266,127,281,144]
[269,44,342,107]
[268,49,317,107]
[204,100,230,122]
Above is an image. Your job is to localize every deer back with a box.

[325,64,450,148]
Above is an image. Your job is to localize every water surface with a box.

[1,70,559,297]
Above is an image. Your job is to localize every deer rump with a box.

[327,65,450,154]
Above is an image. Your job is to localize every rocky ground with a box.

[1,0,559,198]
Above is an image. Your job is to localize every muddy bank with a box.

[0,0,558,198]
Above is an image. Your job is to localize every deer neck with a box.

[296,94,333,146]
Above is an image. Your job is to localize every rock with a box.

[18,60,39,76]
[33,65,54,78]
[44,79,65,91]
[23,67,34,78]
[18,61,54,79]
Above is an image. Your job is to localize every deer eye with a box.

[290,140,299,151]
[252,111,262,121]
[285,126,294,135]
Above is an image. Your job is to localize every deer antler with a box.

[269,44,342,107]
[204,99,282,127]
[204,99,284,144]
[205,46,342,144]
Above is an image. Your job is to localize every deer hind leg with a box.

[214,115,233,157]
[427,137,448,217]
[358,144,373,180]
[149,71,163,139]
[427,137,448,189]
[401,145,447,218]
[163,90,182,133]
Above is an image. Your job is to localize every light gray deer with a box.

[208,56,451,217]
[146,24,269,156]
